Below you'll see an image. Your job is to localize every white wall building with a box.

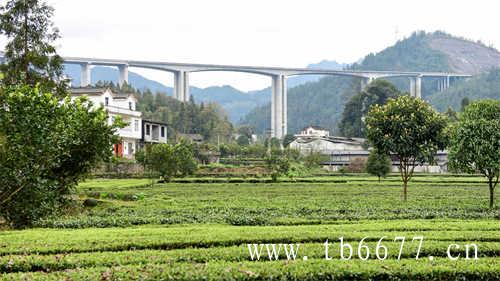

[71,88,142,159]
[295,125,330,138]
[290,136,364,155]
[142,120,168,144]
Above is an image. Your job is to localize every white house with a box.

[142,120,168,145]
[295,125,330,138]
[71,88,142,159]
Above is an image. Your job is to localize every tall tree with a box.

[339,79,401,137]
[0,0,67,96]
[365,96,448,201]
[449,100,500,208]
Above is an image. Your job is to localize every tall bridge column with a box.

[360,76,374,90]
[174,71,190,102]
[409,76,422,98]
[80,63,91,87]
[118,64,129,87]
[271,74,287,139]
[415,76,422,98]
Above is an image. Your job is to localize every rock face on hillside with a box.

[428,34,500,74]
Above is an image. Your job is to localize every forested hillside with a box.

[428,68,500,111]
[241,31,500,134]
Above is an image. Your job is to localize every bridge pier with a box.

[437,76,451,92]
[409,76,422,98]
[360,76,375,90]
[80,63,91,87]
[118,65,129,87]
[271,74,287,139]
[174,71,190,102]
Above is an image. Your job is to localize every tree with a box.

[460,97,470,112]
[448,100,500,208]
[0,85,120,227]
[265,151,291,182]
[366,149,392,182]
[142,142,197,182]
[365,95,448,201]
[0,0,67,97]
[339,79,401,137]
[444,107,458,122]
[282,134,295,148]
[303,151,328,169]
[236,135,250,146]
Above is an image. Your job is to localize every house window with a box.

[146,124,150,135]
[105,97,109,106]
[129,101,133,110]
[134,120,139,131]
[161,126,165,137]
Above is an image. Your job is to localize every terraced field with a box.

[0,174,498,280]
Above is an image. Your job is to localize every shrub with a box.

[140,141,197,182]
[264,152,290,182]
[0,86,119,228]
[366,149,392,181]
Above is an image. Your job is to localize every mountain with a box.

[190,85,269,121]
[287,60,346,87]
[64,64,172,94]
[428,68,500,111]
[241,31,500,134]
[63,60,345,123]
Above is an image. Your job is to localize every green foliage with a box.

[449,100,500,208]
[365,95,448,201]
[236,135,250,146]
[444,106,458,122]
[0,0,67,97]
[236,125,253,139]
[461,97,470,111]
[0,85,119,228]
[1,219,499,280]
[286,162,310,180]
[339,79,401,137]
[366,150,392,181]
[140,142,197,182]
[428,68,500,112]
[302,151,329,169]
[138,89,233,143]
[264,151,290,182]
[282,134,295,148]
[264,137,282,150]
[352,31,451,73]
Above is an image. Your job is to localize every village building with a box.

[71,88,167,159]
[295,125,330,138]
[290,125,449,173]
[141,120,168,145]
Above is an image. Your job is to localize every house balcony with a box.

[106,105,142,118]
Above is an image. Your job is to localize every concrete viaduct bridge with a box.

[62,57,471,138]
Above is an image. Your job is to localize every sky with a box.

[1,0,500,91]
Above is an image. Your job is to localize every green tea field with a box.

[1,174,499,280]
